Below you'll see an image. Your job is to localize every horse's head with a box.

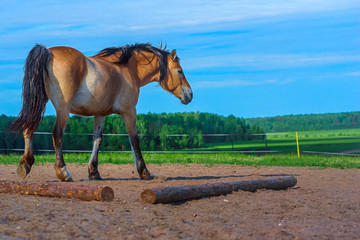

[160,50,193,105]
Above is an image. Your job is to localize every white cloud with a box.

[0,0,359,38]
[192,79,293,89]
[0,89,21,102]
[0,64,22,69]
[182,53,360,70]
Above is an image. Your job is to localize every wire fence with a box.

[1,130,360,156]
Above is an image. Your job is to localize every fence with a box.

[1,130,360,156]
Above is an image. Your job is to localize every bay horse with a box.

[11,43,193,182]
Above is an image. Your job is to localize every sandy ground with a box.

[0,163,359,239]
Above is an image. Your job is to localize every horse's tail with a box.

[11,44,52,137]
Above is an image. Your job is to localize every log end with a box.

[288,175,297,188]
[100,186,115,202]
[141,189,156,204]
[277,175,297,190]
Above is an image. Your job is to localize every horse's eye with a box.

[177,70,183,75]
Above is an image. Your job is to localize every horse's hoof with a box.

[141,174,155,181]
[56,166,73,182]
[17,163,31,179]
[88,172,102,180]
[62,177,74,182]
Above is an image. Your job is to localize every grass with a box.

[2,129,359,169]
[199,128,360,153]
[1,152,360,169]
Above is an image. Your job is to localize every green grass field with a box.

[1,152,360,169]
[1,129,359,169]
[199,128,360,154]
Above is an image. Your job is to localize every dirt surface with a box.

[0,163,359,239]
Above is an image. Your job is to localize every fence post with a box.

[265,134,268,152]
[296,132,300,158]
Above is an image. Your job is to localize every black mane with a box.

[97,43,170,82]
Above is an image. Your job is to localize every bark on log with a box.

[0,180,114,202]
[141,175,297,204]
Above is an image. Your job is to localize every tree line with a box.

[246,111,360,132]
[0,112,264,152]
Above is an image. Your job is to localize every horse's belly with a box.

[70,79,115,116]
[71,98,111,117]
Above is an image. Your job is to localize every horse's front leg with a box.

[88,115,105,180]
[121,110,153,180]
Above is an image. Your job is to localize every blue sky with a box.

[0,0,359,118]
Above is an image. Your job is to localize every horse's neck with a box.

[95,52,122,64]
[92,50,162,88]
[132,51,161,87]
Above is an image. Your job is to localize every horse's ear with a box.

[170,49,177,60]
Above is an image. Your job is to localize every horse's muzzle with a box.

[181,87,193,105]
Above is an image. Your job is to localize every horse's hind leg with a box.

[88,115,105,180]
[53,110,73,182]
[17,130,35,178]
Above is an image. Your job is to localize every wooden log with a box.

[0,180,114,202]
[141,175,297,204]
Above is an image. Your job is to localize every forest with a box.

[2,111,358,153]
[246,111,360,132]
[0,112,263,152]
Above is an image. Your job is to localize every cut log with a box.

[141,175,297,204]
[0,180,114,202]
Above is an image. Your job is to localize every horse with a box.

[11,43,193,182]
